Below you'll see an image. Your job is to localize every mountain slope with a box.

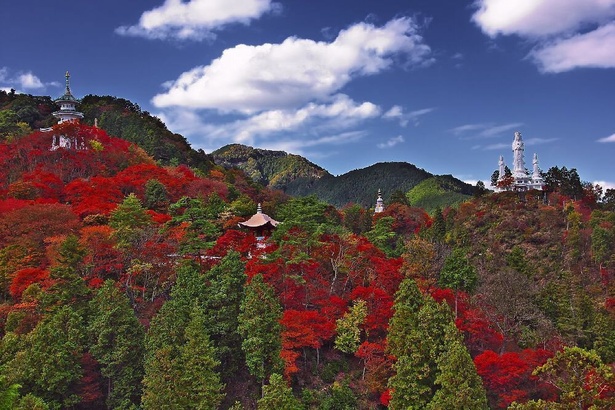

[0,91,215,172]
[212,143,475,209]
[211,144,331,189]
[407,175,474,213]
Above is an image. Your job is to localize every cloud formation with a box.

[472,0,615,72]
[597,133,615,143]
[152,17,432,113]
[450,122,523,138]
[383,106,434,127]
[0,68,51,92]
[116,0,278,41]
[377,135,405,149]
[157,94,379,151]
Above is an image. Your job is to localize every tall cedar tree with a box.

[256,373,302,410]
[202,250,246,378]
[427,323,488,409]
[109,193,152,250]
[238,274,283,390]
[88,280,145,409]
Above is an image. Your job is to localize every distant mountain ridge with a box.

[212,144,475,209]
[211,144,331,189]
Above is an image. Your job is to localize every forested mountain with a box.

[211,144,331,190]
[212,146,475,209]
[0,97,613,409]
[0,91,215,172]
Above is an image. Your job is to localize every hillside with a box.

[407,175,474,213]
[0,91,215,172]
[0,125,613,409]
[211,143,330,189]
[211,143,475,209]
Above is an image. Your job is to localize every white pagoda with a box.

[494,131,544,192]
[374,189,385,213]
[50,71,86,150]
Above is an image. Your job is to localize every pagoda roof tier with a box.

[238,204,280,229]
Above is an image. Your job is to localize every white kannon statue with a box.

[512,131,526,178]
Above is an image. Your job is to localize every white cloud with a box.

[597,133,615,143]
[157,94,380,150]
[18,72,44,90]
[524,137,558,146]
[451,122,523,138]
[259,131,366,155]
[472,0,615,38]
[377,135,405,149]
[152,17,432,113]
[0,68,53,92]
[383,106,434,127]
[531,22,615,72]
[116,0,278,41]
[472,0,615,73]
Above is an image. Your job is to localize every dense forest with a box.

[0,93,614,409]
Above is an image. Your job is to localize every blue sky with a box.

[1,0,614,189]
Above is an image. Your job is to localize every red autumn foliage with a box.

[9,267,50,300]
[474,349,555,408]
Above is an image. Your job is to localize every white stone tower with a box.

[52,71,84,124]
[374,189,385,213]
[50,71,86,150]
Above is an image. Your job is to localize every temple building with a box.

[494,131,544,192]
[238,204,280,243]
[50,71,86,150]
[374,189,385,213]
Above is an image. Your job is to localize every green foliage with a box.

[0,375,21,410]
[388,281,477,410]
[80,95,214,171]
[427,326,488,409]
[334,299,367,354]
[144,179,169,211]
[320,381,357,410]
[519,347,615,409]
[212,143,329,190]
[238,274,283,385]
[365,216,398,257]
[88,280,144,409]
[14,394,49,410]
[169,196,222,256]
[257,374,302,410]
[439,248,478,294]
[109,193,152,249]
[201,251,246,375]
[20,306,85,409]
[407,176,473,214]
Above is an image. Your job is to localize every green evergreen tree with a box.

[109,193,152,249]
[439,248,477,317]
[202,251,246,376]
[257,374,302,410]
[169,196,220,257]
[88,280,145,409]
[334,299,367,354]
[388,281,461,409]
[42,235,90,309]
[23,306,85,409]
[238,274,283,389]
[144,179,169,212]
[175,305,225,409]
[0,375,21,410]
[427,324,488,410]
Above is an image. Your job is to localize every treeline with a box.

[0,124,613,409]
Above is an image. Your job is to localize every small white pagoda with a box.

[50,71,86,150]
[374,189,385,213]
[494,131,544,192]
